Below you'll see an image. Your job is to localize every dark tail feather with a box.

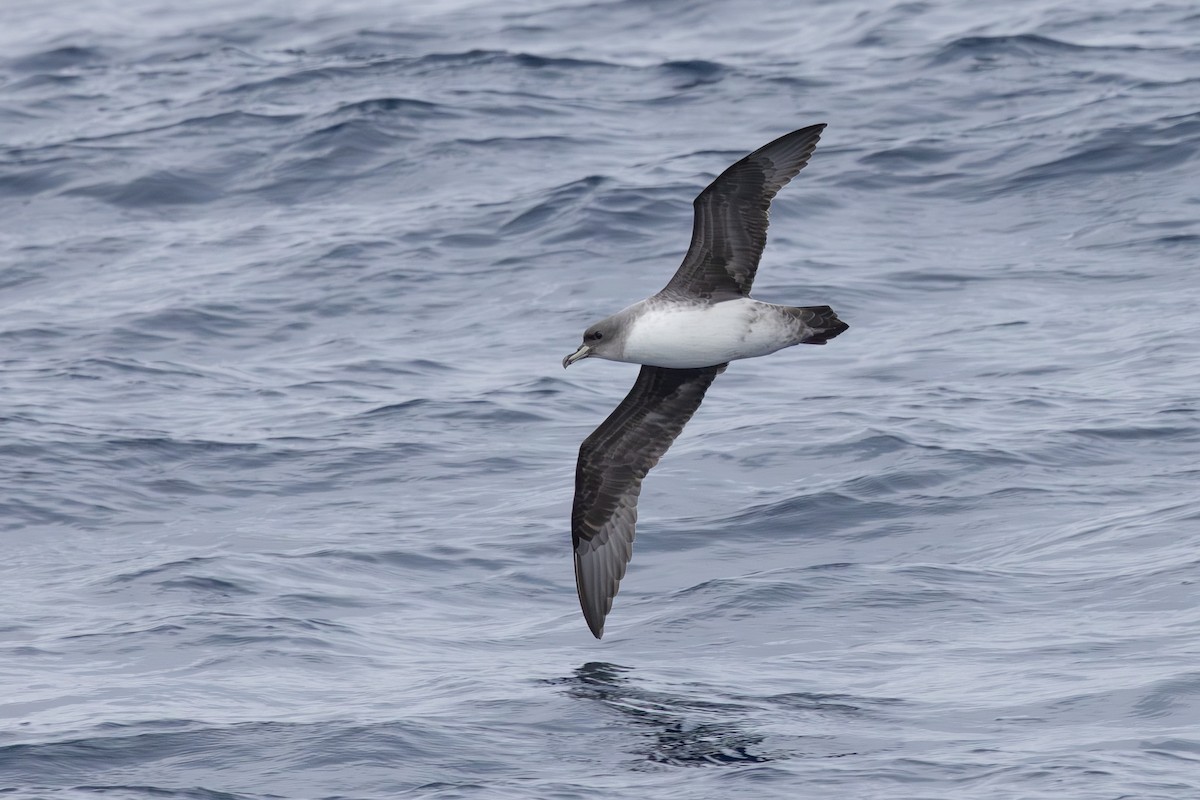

[792,305,849,345]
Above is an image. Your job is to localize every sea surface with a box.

[2,0,1199,797]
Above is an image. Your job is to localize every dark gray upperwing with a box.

[660,123,826,300]
[572,363,727,638]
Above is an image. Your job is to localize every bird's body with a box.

[601,297,826,369]
[563,123,848,638]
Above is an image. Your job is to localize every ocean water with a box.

[2,0,1199,796]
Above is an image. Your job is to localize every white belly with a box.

[619,298,795,369]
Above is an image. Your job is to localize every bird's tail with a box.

[790,305,849,345]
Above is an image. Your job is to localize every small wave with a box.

[328,96,448,119]
[1006,135,1196,192]
[363,397,547,424]
[121,306,255,337]
[658,59,728,90]
[501,175,607,236]
[412,49,618,72]
[0,718,444,787]
[8,45,109,73]
[930,33,1118,67]
[65,170,222,207]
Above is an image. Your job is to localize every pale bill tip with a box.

[563,344,591,368]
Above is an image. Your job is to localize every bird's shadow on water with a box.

[544,662,887,769]
[547,662,768,767]
[545,661,776,768]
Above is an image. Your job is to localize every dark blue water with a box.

[3,0,1199,797]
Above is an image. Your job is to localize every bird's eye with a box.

[590,331,604,341]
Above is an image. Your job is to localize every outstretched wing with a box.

[661,123,826,300]
[572,364,727,638]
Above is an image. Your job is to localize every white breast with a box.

[619,298,795,369]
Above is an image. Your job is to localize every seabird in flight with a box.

[563,124,848,638]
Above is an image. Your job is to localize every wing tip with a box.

[580,595,608,639]
[575,549,612,639]
[766,122,828,161]
[769,122,827,147]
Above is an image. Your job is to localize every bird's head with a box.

[563,318,619,368]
